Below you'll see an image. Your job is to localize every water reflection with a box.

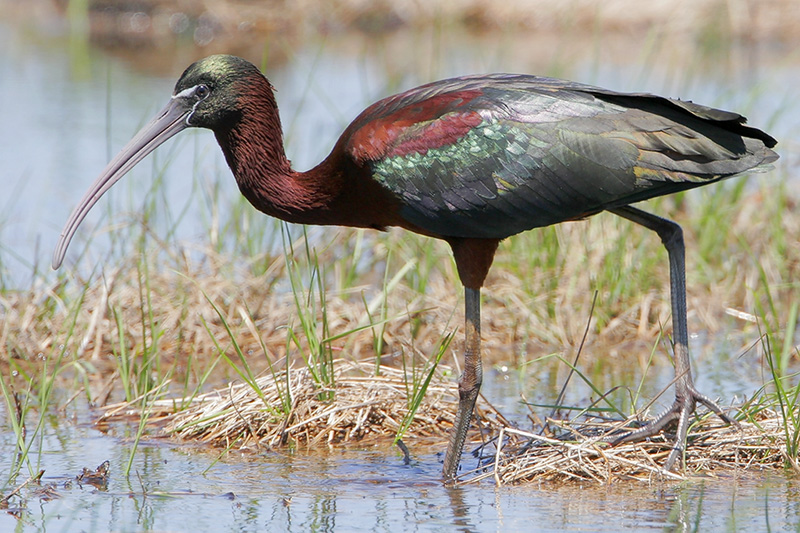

[445,485,478,531]
[0,393,799,530]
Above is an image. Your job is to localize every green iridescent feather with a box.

[354,75,776,240]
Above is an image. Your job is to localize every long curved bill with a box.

[52,97,193,269]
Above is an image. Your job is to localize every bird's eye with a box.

[195,84,210,99]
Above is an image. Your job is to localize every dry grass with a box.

[2,179,798,413]
[7,0,799,87]
[460,409,795,486]
[6,190,788,486]
[95,357,795,487]
[13,0,798,53]
[1,236,461,398]
[99,359,508,448]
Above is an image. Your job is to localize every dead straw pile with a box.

[117,360,506,449]
[98,357,794,487]
[462,409,795,486]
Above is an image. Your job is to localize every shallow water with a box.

[0,391,798,533]
[3,3,800,532]
[0,349,791,532]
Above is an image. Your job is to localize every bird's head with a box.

[172,55,263,130]
[52,55,262,269]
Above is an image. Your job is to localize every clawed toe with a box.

[611,387,738,471]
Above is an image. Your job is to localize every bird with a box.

[52,54,778,483]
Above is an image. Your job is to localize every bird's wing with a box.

[341,74,777,240]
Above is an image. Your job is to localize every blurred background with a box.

[1,0,798,288]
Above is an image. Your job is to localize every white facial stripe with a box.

[171,85,208,125]
[172,86,196,99]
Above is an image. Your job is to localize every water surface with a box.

[0,400,796,532]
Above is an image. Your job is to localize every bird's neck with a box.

[213,77,343,225]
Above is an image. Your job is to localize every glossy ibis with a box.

[53,55,778,483]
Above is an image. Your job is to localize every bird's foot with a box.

[612,386,739,471]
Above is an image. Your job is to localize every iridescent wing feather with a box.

[342,74,777,239]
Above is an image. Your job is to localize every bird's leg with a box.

[443,287,482,483]
[609,206,738,470]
